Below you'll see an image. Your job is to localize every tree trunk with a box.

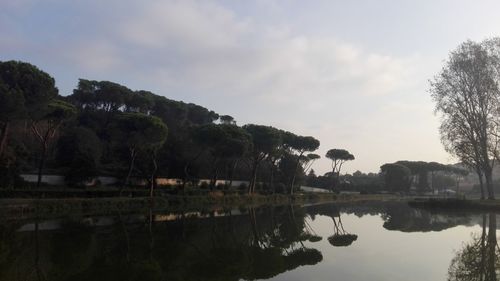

[249,161,259,194]
[485,169,495,200]
[184,163,195,188]
[331,170,336,192]
[210,158,219,189]
[270,163,275,194]
[477,169,485,200]
[228,160,239,189]
[125,148,137,187]
[150,152,158,199]
[211,167,220,191]
[182,150,204,190]
[431,171,435,194]
[0,121,10,159]
[334,162,344,191]
[36,143,47,188]
[182,163,189,190]
[290,152,304,195]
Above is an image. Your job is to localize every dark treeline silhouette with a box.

[304,169,382,193]
[379,160,468,194]
[0,60,328,194]
[304,160,468,195]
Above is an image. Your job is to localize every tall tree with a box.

[395,161,430,191]
[380,163,412,192]
[303,154,320,176]
[0,84,24,159]
[244,124,282,194]
[70,79,132,112]
[145,122,168,198]
[0,61,57,159]
[325,149,354,191]
[110,112,168,192]
[219,115,236,125]
[193,124,250,188]
[431,39,500,200]
[31,100,76,187]
[56,127,102,186]
[285,135,320,195]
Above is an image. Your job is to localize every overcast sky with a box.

[2,0,500,174]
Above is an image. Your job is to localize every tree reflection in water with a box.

[0,205,325,281]
[327,211,357,247]
[448,213,499,281]
[8,202,483,281]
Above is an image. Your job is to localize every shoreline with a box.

[0,193,400,220]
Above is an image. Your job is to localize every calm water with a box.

[0,202,496,281]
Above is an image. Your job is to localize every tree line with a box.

[0,60,357,194]
[380,160,468,193]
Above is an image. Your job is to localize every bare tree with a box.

[430,39,500,200]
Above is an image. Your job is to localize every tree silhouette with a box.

[325,149,355,191]
[31,100,76,187]
[431,38,500,200]
[243,124,282,194]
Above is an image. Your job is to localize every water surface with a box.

[0,202,495,281]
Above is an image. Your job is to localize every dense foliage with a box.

[379,161,468,193]
[0,60,325,194]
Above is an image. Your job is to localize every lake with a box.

[0,202,495,281]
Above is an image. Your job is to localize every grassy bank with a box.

[0,193,398,220]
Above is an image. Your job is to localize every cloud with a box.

[82,0,433,173]
[0,0,446,173]
[105,0,420,106]
[120,0,251,50]
[63,40,125,72]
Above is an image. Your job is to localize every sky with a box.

[2,0,500,175]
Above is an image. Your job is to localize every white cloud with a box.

[120,0,250,50]
[0,0,450,173]
[109,1,421,104]
[95,0,435,173]
[63,40,125,72]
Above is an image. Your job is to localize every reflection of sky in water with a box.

[269,214,481,281]
[4,205,490,281]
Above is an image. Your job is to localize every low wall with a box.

[300,186,332,193]
[20,174,65,185]
[20,174,249,187]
